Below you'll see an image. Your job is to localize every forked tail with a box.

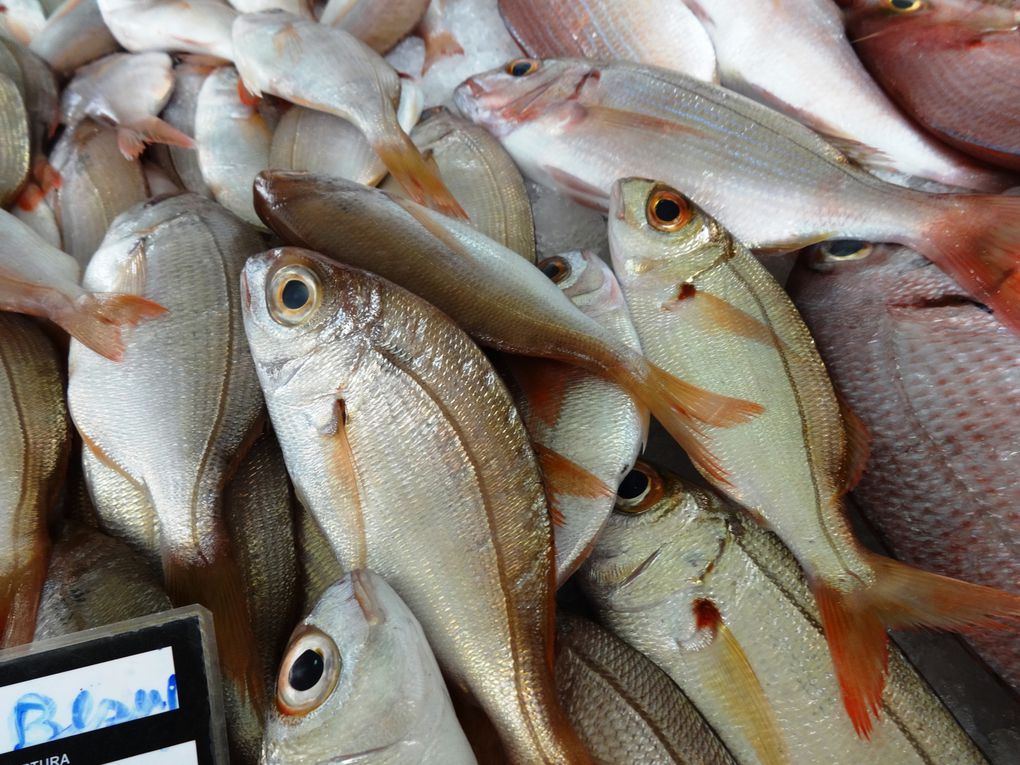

[373,131,468,220]
[60,293,167,361]
[815,551,1020,738]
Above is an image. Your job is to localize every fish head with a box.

[454,58,598,138]
[842,0,1018,34]
[232,11,308,95]
[537,250,626,320]
[263,570,429,763]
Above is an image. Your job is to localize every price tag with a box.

[0,606,228,765]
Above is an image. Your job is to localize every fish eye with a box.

[614,462,664,514]
[506,58,540,77]
[818,240,873,262]
[646,187,692,232]
[277,627,341,715]
[882,0,924,11]
[269,265,321,326]
[538,256,571,284]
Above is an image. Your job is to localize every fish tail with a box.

[815,552,1020,739]
[373,132,468,220]
[420,29,464,74]
[117,117,196,160]
[915,194,1020,333]
[0,545,49,648]
[60,293,167,361]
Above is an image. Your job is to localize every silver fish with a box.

[98,0,237,61]
[150,61,212,196]
[29,0,120,75]
[320,0,430,55]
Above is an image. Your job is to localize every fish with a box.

[556,612,737,765]
[787,241,1020,693]
[674,0,1007,190]
[580,460,992,765]
[34,523,172,640]
[0,314,69,648]
[263,570,477,765]
[606,177,1020,737]
[454,58,1020,334]
[842,0,1020,172]
[194,66,271,228]
[498,0,718,83]
[293,501,344,615]
[97,0,237,61]
[232,12,464,218]
[28,0,120,75]
[45,120,150,266]
[227,0,312,18]
[13,187,61,248]
[0,0,46,46]
[66,193,268,755]
[61,52,194,160]
[0,71,29,208]
[416,0,464,74]
[0,206,165,360]
[506,250,646,583]
[1,38,59,166]
[382,106,536,260]
[149,61,212,196]
[254,171,761,483]
[242,247,590,763]
[320,0,430,55]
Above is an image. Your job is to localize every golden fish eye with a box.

[538,256,571,284]
[506,58,540,77]
[269,265,321,326]
[882,0,925,12]
[615,462,665,514]
[277,626,341,716]
[646,187,692,232]
[818,240,873,263]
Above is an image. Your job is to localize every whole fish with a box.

[150,62,212,196]
[556,612,736,765]
[98,0,237,61]
[498,0,718,82]
[0,314,68,647]
[232,12,464,218]
[195,66,271,228]
[263,570,477,764]
[29,0,120,75]
[321,0,430,54]
[46,120,149,266]
[382,106,536,260]
[788,241,1020,693]
[454,59,1020,333]
[580,460,991,765]
[606,178,1020,737]
[34,524,172,640]
[507,250,645,583]
[254,171,761,483]
[0,72,29,207]
[242,248,590,764]
[677,0,1006,190]
[66,194,268,751]
[0,206,164,360]
[842,0,1020,171]
[416,0,464,74]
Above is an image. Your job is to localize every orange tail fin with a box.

[373,132,467,220]
[917,195,1020,334]
[60,293,168,361]
[0,549,49,648]
[815,552,1020,738]
[421,30,464,74]
[116,117,196,160]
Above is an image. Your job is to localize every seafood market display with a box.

[0,1,1017,763]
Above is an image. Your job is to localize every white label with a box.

[104,740,198,765]
[0,647,178,753]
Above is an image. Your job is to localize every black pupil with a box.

[282,279,310,310]
[891,0,914,7]
[617,469,649,500]
[654,198,681,222]
[511,61,533,76]
[288,649,324,692]
[825,240,866,258]
[540,259,564,280]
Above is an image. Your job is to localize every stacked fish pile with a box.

[0,0,1018,762]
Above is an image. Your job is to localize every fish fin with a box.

[815,552,1020,738]
[15,182,44,212]
[373,132,467,220]
[666,287,784,351]
[176,53,226,73]
[533,442,614,528]
[836,390,870,494]
[510,357,572,427]
[59,294,167,361]
[918,195,1020,334]
[420,29,464,74]
[31,157,61,193]
[117,117,195,160]
[0,546,49,647]
[691,600,788,765]
[324,397,369,568]
[237,78,261,108]
[543,165,611,211]
[583,105,707,141]
[163,550,266,717]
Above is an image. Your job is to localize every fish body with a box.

[0,72,29,207]
[263,570,477,765]
[454,59,1020,332]
[0,0,46,46]
[232,12,463,217]
[788,242,1020,692]
[0,314,68,647]
[98,0,237,60]
[29,0,120,75]
[150,62,212,195]
[243,248,590,764]
[498,0,718,82]
[843,0,1020,171]
[13,189,61,249]
[580,461,990,765]
[321,0,430,54]
[1,38,59,164]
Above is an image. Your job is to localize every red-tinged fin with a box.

[584,105,707,141]
[0,548,49,648]
[58,293,167,362]
[691,599,788,765]
[533,442,614,527]
[665,287,788,353]
[116,117,195,160]
[420,29,464,74]
[509,356,573,427]
[15,182,44,212]
[236,78,261,108]
[918,195,1020,335]
[816,551,1020,738]
[544,165,611,211]
[373,132,468,220]
[31,158,61,193]
[836,390,870,494]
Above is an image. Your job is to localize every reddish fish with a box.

[788,240,1020,693]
